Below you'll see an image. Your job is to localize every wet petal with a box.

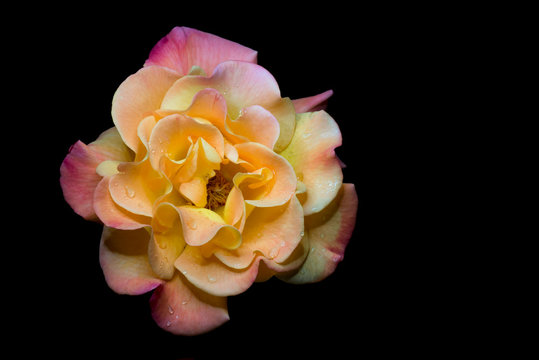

[112,66,180,151]
[280,111,343,215]
[145,26,257,76]
[225,105,280,149]
[175,246,260,297]
[93,177,150,230]
[148,203,186,280]
[150,273,229,335]
[99,226,163,295]
[109,159,170,217]
[215,196,304,269]
[279,184,358,284]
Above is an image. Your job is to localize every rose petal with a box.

[99,226,163,295]
[235,142,296,207]
[148,202,186,280]
[292,90,333,113]
[145,26,257,76]
[215,196,304,269]
[279,184,358,284]
[161,61,295,151]
[225,105,280,149]
[175,246,261,297]
[93,177,150,230]
[112,66,180,151]
[60,128,132,220]
[280,111,343,215]
[150,273,229,335]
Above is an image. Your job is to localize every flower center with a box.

[205,171,233,211]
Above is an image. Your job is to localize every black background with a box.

[16,5,450,359]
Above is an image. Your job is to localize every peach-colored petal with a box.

[109,159,170,217]
[176,206,240,249]
[148,114,224,171]
[161,61,295,151]
[93,177,150,230]
[179,176,208,208]
[148,203,186,280]
[280,111,343,216]
[223,186,245,229]
[225,105,280,149]
[214,196,304,269]
[235,142,296,207]
[99,226,163,295]
[279,184,358,284]
[175,246,260,297]
[150,273,229,335]
[183,88,227,133]
[292,90,333,113]
[145,26,257,76]
[60,128,132,220]
[112,66,180,151]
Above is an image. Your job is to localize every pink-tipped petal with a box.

[280,111,343,216]
[279,184,358,284]
[99,226,163,295]
[60,128,132,220]
[150,273,229,335]
[292,90,333,113]
[112,66,180,152]
[145,26,257,76]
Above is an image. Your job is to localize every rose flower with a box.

[60,26,357,335]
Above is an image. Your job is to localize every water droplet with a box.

[300,231,305,238]
[167,305,174,314]
[188,222,198,230]
[182,270,188,275]
[166,320,172,327]
[302,132,312,139]
[175,315,179,319]
[280,240,286,247]
[310,247,316,253]
[207,275,216,283]
[269,247,279,259]
[320,233,325,239]
[182,301,188,305]
[125,186,135,198]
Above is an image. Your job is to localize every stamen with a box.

[205,171,233,210]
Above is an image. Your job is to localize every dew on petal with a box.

[269,247,279,259]
[167,305,174,314]
[125,186,135,198]
[207,275,216,283]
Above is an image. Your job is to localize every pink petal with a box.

[280,111,343,216]
[279,184,358,284]
[112,66,180,151]
[145,26,257,76]
[60,128,132,220]
[150,273,229,335]
[292,90,333,113]
[99,226,164,295]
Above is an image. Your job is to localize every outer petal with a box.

[150,273,229,336]
[112,66,180,151]
[280,111,343,215]
[99,226,163,295]
[279,184,358,284]
[292,90,333,113]
[145,26,257,76]
[60,128,132,220]
[175,246,260,297]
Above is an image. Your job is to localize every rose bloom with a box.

[60,26,357,335]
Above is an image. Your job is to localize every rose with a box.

[60,26,357,335]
